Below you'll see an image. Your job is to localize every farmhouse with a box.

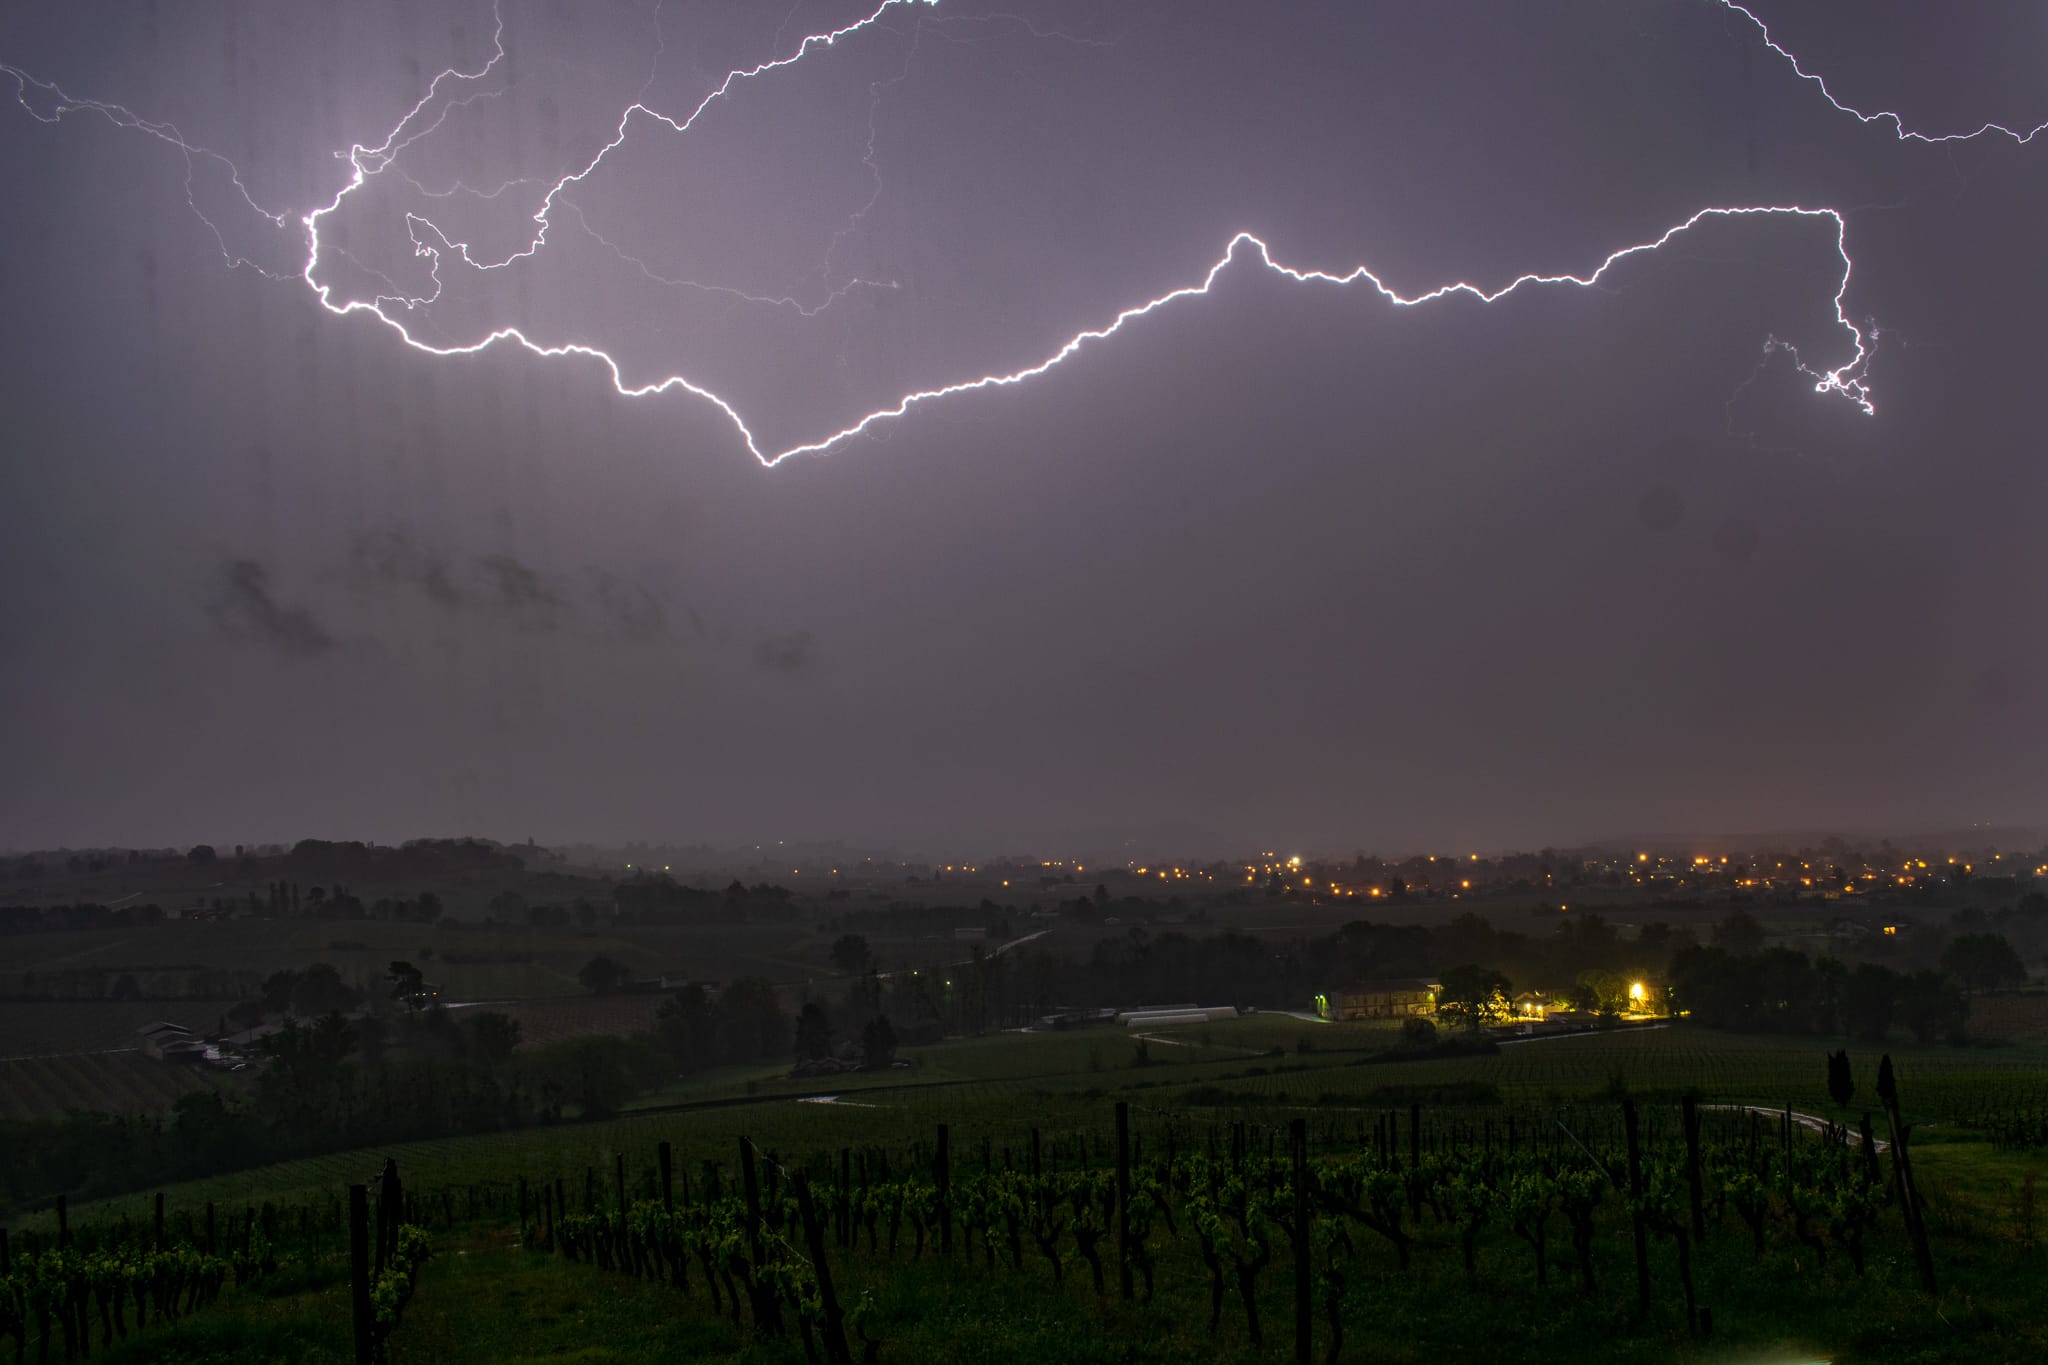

[1313,978,1439,1021]
[137,1020,207,1063]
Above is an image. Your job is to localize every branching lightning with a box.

[5,0,2036,466]
[1712,0,2048,145]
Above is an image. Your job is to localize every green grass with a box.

[75,1174,2047,1365]
[394,1227,776,1364]
[21,1018,2048,1364]
[31,1024,2048,1233]
[82,1261,355,1364]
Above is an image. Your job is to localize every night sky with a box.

[2,1,2043,855]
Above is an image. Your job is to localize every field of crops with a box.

[21,1020,2037,1240]
[25,1077,2048,1365]
[1965,990,2048,1044]
[0,999,246,1060]
[0,1052,236,1123]
[489,993,670,1048]
[1139,1024,2048,1119]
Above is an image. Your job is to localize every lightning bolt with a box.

[5,0,2030,467]
[1,60,292,277]
[1712,0,2048,145]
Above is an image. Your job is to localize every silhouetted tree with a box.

[290,963,360,1016]
[861,1014,899,1068]
[1899,972,1967,1044]
[715,976,789,1063]
[1712,910,1766,957]
[1843,964,1900,1042]
[1940,933,2026,991]
[794,1002,833,1061]
[830,934,872,975]
[462,1011,521,1066]
[1827,1049,1855,1107]
[388,960,426,1003]
[1437,964,1512,1029]
[655,984,716,1072]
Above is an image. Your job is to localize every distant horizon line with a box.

[8,818,2045,867]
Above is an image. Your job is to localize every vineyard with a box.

[20,1022,2048,1231]
[0,1053,235,1125]
[514,1080,1965,1365]
[0,1167,429,1365]
[4,1030,2045,1361]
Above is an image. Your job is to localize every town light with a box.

[1629,982,1646,1003]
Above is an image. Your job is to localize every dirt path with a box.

[1497,1023,1669,1044]
[1699,1102,1889,1151]
[1131,1031,1266,1057]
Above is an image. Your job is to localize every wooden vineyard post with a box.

[1682,1094,1706,1240]
[1877,1056,1938,1295]
[1622,1097,1650,1318]
[1409,1102,1422,1170]
[349,1184,372,1365]
[936,1123,952,1257]
[541,1183,554,1251]
[795,1173,854,1365]
[659,1143,674,1212]
[518,1177,529,1245]
[1290,1117,1311,1365]
[839,1148,852,1247]
[614,1153,628,1231]
[1115,1102,1133,1301]
[740,1138,765,1271]
[379,1159,403,1273]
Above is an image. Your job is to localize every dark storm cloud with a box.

[345,531,686,645]
[205,559,335,657]
[587,570,669,642]
[350,529,462,607]
[754,631,816,675]
[475,553,563,620]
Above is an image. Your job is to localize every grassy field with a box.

[1,915,847,1008]
[13,1017,2048,1365]
[60,1140,2048,1365]
[19,1019,2043,1234]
